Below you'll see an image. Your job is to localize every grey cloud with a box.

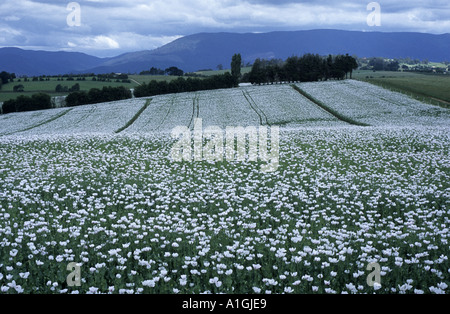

[1,0,449,56]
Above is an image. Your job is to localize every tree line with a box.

[133,73,238,98]
[65,86,132,107]
[243,54,358,85]
[55,83,80,93]
[0,71,16,90]
[360,58,400,72]
[2,93,52,114]
[140,66,184,76]
[1,86,133,114]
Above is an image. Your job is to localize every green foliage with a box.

[2,99,16,114]
[231,53,242,79]
[134,73,237,98]
[247,53,359,84]
[70,83,80,92]
[2,93,52,114]
[55,83,80,93]
[368,58,400,72]
[140,67,165,76]
[248,58,264,84]
[13,85,25,92]
[65,91,89,107]
[165,67,184,76]
[96,73,129,80]
[55,84,66,93]
[0,71,15,84]
[65,86,132,107]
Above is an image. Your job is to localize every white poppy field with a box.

[0,80,449,294]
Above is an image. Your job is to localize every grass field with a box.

[0,77,136,102]
[0,76,187,102]
[353,71,450,108]
[0,74,219,102]
[0,80,448,294]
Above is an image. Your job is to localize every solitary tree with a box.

[165,67,184,76]
[0,71,12,84]
[344,54,359,79]
[13,84,24,92]
[231,53,242,80]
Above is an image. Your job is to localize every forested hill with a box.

[1,30,449,76]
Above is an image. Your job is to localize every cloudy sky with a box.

[1,0,449,57]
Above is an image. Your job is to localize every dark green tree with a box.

[369,58,385,71]
[165,67,184,76]
[69,83,80,92]
[344,54,359,79]
[385,61,400,71]
[10,93,52,112]
[231,53,242,80]
[88,88,102,104]
[30,93,52,111]
[248,58,265,85]
[66,91,89,107]
[13,84,24,92]
[0,71,13,84]
[332,55,347,80]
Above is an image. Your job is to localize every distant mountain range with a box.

[0,48,106,76]
[1,29,449,76]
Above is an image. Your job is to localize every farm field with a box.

[297,80,449,127]
[0,78,136,103]
[0,80,449,294]
[353,71,450,108]
[0,75,204,102]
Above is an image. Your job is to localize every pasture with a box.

[354,71,450,108]
[0,77,134,102]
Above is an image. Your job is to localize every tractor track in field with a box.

[152,97,175,132]
[188,94,200,130]
[291,85,370,127]
[242,90,270,126]
[116,99,152,134]
[0,108,74,136]
[72,105,97,127]
[342,80,409,108]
